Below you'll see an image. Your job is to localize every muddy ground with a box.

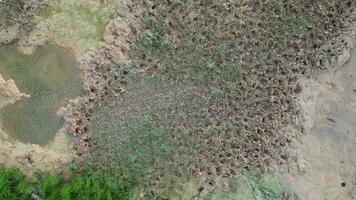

[1,0,356,199]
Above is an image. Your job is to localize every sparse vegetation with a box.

[88,76,189,180]
[0,0,24,7]
[204,173,288,200]
[87,0,355,197]
[0,0,23,30]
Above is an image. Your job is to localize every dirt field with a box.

[1,0,356,199]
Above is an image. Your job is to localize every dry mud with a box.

[285,27,356,200]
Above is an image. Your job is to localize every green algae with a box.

[0,43,83,145]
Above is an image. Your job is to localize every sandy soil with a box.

[285,28,356,200]
[0,128,74,173]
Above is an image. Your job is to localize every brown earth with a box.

[283,24,356,200]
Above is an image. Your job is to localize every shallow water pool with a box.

[0,43,83,145]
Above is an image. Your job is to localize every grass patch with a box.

[90,111,177,176]
[87,75,191,178]
[0,167,139,200]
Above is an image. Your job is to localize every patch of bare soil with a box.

[0,128,74,174]
[284,26,356,200]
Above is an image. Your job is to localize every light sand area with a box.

[285,29,356,200]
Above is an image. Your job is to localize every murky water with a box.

[0,43,83,145]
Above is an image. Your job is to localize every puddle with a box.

[286,39,356,199]
[0,43,83,145]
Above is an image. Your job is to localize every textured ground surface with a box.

[0,0,356,199]
[284,28,356,200]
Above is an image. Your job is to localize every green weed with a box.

[0,167,139,200]
[0,168,31,200]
